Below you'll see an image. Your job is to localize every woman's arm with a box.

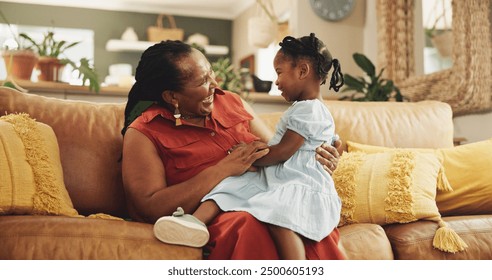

[122,128,268,223]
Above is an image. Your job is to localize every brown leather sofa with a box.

[1,86,491,259]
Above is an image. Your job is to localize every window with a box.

[422,0,452,74]
[256,43,280,95]
[1,24,94,85]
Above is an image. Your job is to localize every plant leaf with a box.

[342,74,366,93]
[353,53,375,77]
[394,86,403,101]
[77,58,100,93]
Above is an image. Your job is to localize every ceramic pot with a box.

[2,50,38,80]
[121,27,138,41]
[187,33,209,46]
[252,74,272,93]
[37,57,66,82]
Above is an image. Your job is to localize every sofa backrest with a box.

[0,87,127,217]
[0,87,454,217]
[258,100,454,151]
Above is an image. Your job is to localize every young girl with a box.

[153,33,344,259]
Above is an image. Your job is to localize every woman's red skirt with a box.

[205,211,345,260]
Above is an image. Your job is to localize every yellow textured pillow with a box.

[0,113,78,216]
[333,150,467,253]
[347,139,492,216]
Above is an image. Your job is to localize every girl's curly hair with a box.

[279,33,344,92]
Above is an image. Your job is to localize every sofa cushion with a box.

[384,215,492,260]
[338,223,394,260]
[0,113,78,217]
[332,150,467,253]
[0,87,127,217]
[0,215,202,259]
[347,139,492,216]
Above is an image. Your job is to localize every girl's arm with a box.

[253,129,304,167]
[242,97,340,172]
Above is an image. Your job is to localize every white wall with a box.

[453,112,492,144]
[233,0,366,97]
[233,0,492,143]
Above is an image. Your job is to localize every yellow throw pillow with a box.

[347,139,492,216]
[333,150,467,253]
[0,113,78,217]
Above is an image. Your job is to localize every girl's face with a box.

[174,49,218,117]
[273,51,302,102]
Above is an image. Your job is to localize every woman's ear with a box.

[161,90,175,104]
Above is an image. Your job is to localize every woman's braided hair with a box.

[279,33,344,92]
[122,40,193,135]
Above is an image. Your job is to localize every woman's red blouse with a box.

[129,90,260,186]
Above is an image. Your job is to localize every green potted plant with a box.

[20,31,100,92]
[342,53,403,102]
[0,10,38,84]
[211,57,242,94]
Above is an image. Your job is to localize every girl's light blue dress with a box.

[201,99,341,242]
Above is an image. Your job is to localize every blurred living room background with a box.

[1,0,491,143]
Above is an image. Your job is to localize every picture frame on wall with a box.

[240,54,255,75]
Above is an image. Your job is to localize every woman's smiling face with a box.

[175,49,219,117]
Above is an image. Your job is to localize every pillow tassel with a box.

[433,220,468,253]
[437,166,453,192]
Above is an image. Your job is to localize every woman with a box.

[121,40,344,259]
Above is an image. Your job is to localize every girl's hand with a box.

[218,141,269,176]
[316,137,343,175]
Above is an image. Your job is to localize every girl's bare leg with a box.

[193,200,221,224]
[268,224,306,260]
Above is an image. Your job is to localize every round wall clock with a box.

[309,0,356,22]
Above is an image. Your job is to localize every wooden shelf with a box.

[4,79,129,96]
[105,39,229,56]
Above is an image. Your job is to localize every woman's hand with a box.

[316,137,343,175]
[218,141,269,176]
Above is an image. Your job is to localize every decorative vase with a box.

[121,27,139,41]
[187,33,209,46]
[2,50,39,81]
[37,57,66,82]
[248,17,277,48]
